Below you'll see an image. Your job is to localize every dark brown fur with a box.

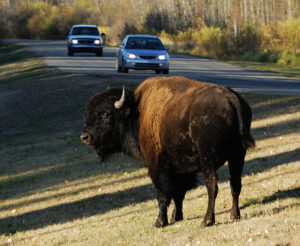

[81,76,255,227]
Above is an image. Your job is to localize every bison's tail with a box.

[241,129,255,150]
[229,92,255,150]
[237,105,255,150]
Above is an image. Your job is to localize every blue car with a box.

[116,35,170,74]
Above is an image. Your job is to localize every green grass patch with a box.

[0,42,61,86]
[0,42,31,65]
[228,60,300,80]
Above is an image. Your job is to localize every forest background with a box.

[1,0,300,64]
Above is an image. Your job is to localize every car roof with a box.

[72,25,98,28]
[126,34,159,39]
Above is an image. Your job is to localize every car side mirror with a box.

[101,33,106,44]
[164,46,170,51]
[119,44,124,49]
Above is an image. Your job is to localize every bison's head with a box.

[81,87,137,163]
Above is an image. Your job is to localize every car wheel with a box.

[162,69,169,74]
[116,59,122,73]
[68,50,73,56]
[122,59,128,73]
[96,49,103,56]
[155,70,161,74]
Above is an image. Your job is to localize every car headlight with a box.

[158,55,167,60]
[71,39,78,44]
[94,39,101,45]
[127,53,137,59]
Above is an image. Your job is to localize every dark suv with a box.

[67,25,104,56]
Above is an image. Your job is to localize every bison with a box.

[81,76,255,227]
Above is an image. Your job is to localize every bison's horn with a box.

[114,86,125,109]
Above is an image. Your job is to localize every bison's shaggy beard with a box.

[95,142,122,164]
[95,148,104,164]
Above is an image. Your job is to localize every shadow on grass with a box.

[252,118,300,141]
[237,187,300,221]
[0,152,143,201]
[187,187,300,223]
[214,148,300,184]
[0,183,155,235]
[248,95,300,121]
[241,187,300,210]
[0,43,31,66]
[0,173,148,212]
[243,148,300,175]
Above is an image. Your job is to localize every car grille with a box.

[134,63,160,68]
[78,39,94,44]
[140,56,156,59]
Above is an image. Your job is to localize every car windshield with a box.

[71,27,99,36]
[126,37,164,50]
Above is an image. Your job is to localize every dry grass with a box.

[1,92,299,246]
[228,60,300,80]
[0,44,299,245]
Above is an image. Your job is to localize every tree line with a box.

[1,0,300,62]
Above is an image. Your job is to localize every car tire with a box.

[162,69,169,74]
[122,59,128,73]
[68,50,73,56]
[96,49,103,56]
[116,59,122,73]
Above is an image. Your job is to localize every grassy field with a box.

[0,42,61,86]
[172,49,300,80]
[0,43,299,246]
[228,60,300,80]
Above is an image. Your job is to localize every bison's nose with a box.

[80,132,91,145]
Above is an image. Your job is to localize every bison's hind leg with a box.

[228,146,246,221]
[202,167,218,227]
[151,167,173,228]
[170,173,197,224]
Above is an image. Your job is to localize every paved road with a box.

[15,40,300,96]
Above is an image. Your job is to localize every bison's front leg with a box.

[203,169,218,227]
[170,191,185,224]
[154,190,171,228]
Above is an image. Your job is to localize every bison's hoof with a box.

[230,214,241,221]
[170,215,183,224]
[230,210,241,221]
[202,219,215,227]
[154,218,168,228]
